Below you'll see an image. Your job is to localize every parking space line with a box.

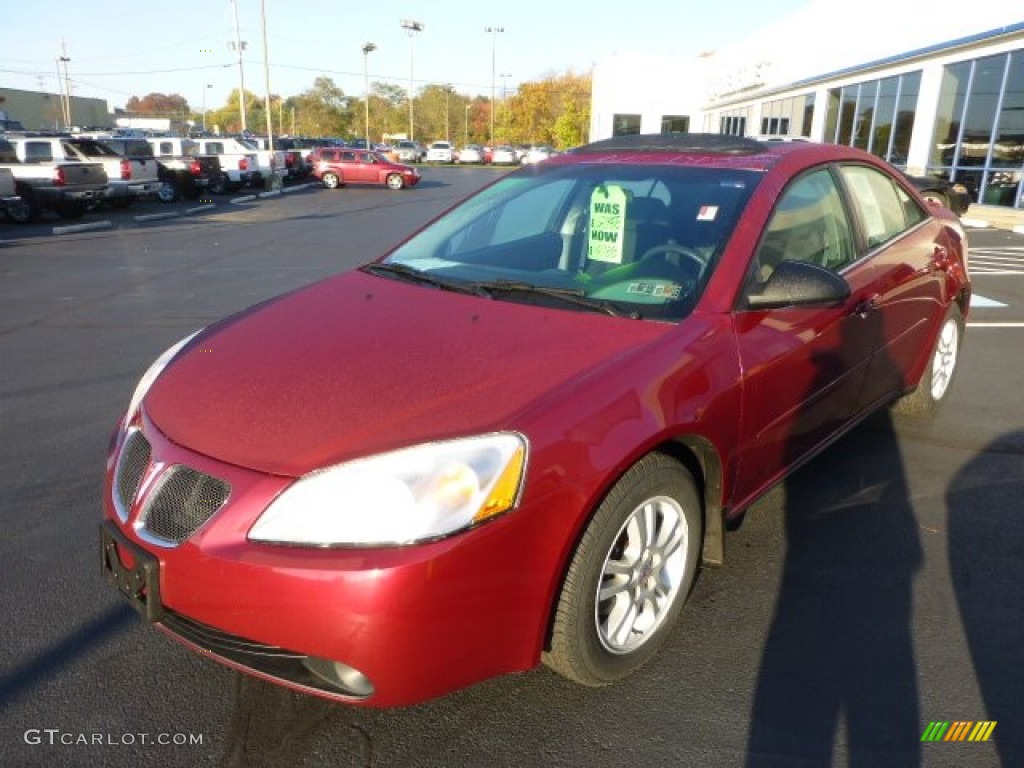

[966,322,1024,327]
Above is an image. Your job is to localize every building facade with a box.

[591,12,1023,209]
[0,87,111,132]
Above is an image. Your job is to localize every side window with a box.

[752,169,856,282]
[839,165,923,249]
[159,142,173,156]
[24,142,54,162]
[341,152,357,162]
[207,142,224,154]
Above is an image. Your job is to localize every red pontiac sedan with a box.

[101,134,969,707]
[310,146,420,190]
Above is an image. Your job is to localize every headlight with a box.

[248,432,528,547]
[123,330,202,427]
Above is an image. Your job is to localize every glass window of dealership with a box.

[607,30,1023,208]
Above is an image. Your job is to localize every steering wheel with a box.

[638,243,705,276]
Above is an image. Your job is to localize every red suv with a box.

[310,147,420,190]
[101,134,968,708]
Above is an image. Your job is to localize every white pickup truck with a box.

[191,138,259,193]
[0,136,108,222]
[0,167,23,216]
[7,134,160,208]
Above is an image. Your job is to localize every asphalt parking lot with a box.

[1,171,1021,768]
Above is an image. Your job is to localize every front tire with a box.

[322,172,341,189]
[385,173,405,190]
[544,453,702,686]
[892,304,964,417]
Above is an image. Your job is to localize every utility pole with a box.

[230,0,248,131]
[400,19,423,141]
[485,27,504,143]
[260,0,273,151]
[58,41,72,129]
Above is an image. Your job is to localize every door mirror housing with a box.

[745,260,851,310]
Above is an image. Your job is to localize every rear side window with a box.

[23,142,54,162]
[839,165,926,249]
[0,140,18,163]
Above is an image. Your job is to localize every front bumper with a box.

[101,417,568,707]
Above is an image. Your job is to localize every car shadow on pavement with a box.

[0,602,137,713]
[947,430,1024,767]
[745,317,923,766]
[219,675,373,768]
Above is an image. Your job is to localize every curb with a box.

[185,203,217,215]
[134,212,180,223]
[52,220,113,236]
[230,194,258,204]
[961,217,989,228]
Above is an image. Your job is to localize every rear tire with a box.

[6,190,39,224]
[892,304,963,418]
[157,182,179,203]
[543,453,702,686]
[209,174,229,195]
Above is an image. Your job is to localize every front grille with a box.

[140,467,230,545]
[114,429,151,521]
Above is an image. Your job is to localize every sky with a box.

[0,0,813,112]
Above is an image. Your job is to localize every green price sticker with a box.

[588,185,628,264]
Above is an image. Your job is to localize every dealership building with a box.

[591,5,1023,209]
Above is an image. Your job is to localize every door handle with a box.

[853,294,880,318]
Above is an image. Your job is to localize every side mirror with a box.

[745,260,851,310]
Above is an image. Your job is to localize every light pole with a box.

[400,19,423,141]
[464,104,471,146]
[362,42,376,146]
[484,26,504,144]
[230,0,247,131]
[202,84,212,132]
[500,73,511,140]
[443,84,452,142]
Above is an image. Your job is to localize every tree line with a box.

[123,70,591,149]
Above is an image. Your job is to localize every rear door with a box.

[835,164,949,409]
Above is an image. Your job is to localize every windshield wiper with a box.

[472,279,631,318]
[361,263,489,297]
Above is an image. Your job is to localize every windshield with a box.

[383,162,761,321]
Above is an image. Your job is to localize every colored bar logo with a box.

[921,721,996,742]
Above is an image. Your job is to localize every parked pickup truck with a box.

[143,137,222,202]
[191,138,259,193]
[7,134,160,208]
[0,136,108,223]
[237,136,286,188]
[0,168,22,216]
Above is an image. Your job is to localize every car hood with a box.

[145,270,671,476]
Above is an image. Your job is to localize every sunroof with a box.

[575,133,766,155]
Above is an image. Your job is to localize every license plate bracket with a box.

[100,520,163,622]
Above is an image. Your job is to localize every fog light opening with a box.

[302,657,375,698]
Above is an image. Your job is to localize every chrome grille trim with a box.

[113,428,151,522]
[136,466,231,547]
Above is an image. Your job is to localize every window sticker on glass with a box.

[627,282,682,299]
[588,185,629,264]
[697,205,718,221]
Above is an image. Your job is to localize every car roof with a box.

[554,132,860,172]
